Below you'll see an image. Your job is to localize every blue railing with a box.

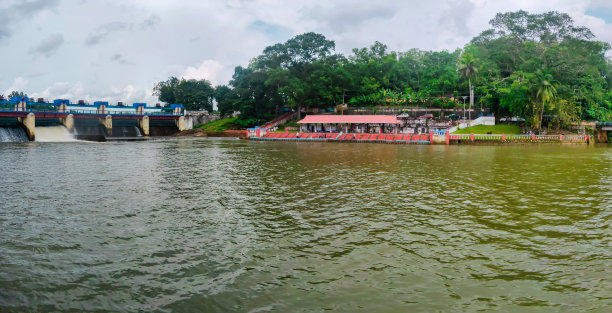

[0,106,179,116]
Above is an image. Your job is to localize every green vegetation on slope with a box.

[194,117,239,132]
[452,125,522,134]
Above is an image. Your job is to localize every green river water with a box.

[1,139,611,312]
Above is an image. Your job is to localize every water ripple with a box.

[1,140,611,311]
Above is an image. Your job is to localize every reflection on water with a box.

[1,139,611,311]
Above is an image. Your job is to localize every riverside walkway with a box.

[247,129,591,144]
[253,132,431,144]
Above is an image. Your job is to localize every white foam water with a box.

[0,126,29,142]
[35,126,77,142]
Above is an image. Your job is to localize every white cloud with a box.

[4,77,28,95]
[29,82,157,105]
[181,60,228,86]
[1,0,612,104]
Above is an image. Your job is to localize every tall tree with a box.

[214,85,237,117]
[534,71,557,129]
[153,77,215,111]
[457,52,478,119]
[8,91,28,99]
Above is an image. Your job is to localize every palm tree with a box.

[457,53,478,121]
[534,71,557,130]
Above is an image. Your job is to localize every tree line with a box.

[153,10,612,129]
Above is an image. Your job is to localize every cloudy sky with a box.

[2,0,612,105]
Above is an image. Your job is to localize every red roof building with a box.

[298,115,401,124]
[298,115,402,134]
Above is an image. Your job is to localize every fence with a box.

[0,106,177,116]
[448,133,590,143]
[247,128,269,138]
[260,111,296,129]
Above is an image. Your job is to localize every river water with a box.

[1,139,611,312]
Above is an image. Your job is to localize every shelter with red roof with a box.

[298,115,402,134]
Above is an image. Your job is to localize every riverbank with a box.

[248,130,591,145]
[173,128,246,138]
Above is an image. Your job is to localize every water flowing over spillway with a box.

[111,126,142,137]
[0,126,28,142]
[35,126,76,142]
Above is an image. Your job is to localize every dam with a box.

[0,97,185,142]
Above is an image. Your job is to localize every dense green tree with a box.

[457,53,478,119]
[154,11,612,129]
[534,71,558,129]
[153,77,214,111]
[214,85,237,117]
[8,91,28,99]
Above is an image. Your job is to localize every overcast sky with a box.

[2,0,612,105]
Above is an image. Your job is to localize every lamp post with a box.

[461,96,467,120]
[469,85,474,121]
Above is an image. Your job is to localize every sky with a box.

[1,0,612,105]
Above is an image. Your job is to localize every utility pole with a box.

[461,96,467,120]
[342,91,345,115]
[469,85,474,121]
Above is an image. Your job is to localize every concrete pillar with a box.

[100,115,112,135]
[175,116,186,131]
[138,116,150,136]
[60,114,74,132]
[14,101,26,112]
[596,130,607,143]
[21,113,35,141]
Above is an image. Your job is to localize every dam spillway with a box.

[34,126,77,142]
[0,126,28,142]
[0,97,185,141]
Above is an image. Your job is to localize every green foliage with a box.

[214,85,237,117]
[194,117,239,132]
[153,77,214,111]
[153,11,612,130]
[471,10,612,128]
[452,125,522,134]
[8,91,28,99]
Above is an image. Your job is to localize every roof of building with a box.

[298,115,402,124]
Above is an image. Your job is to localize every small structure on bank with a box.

[298,115,402,133]
[397,113,453,134]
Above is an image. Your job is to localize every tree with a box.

[249,32,336,120]
[214,85,237,117]
[457,52,478,119]
[153,77,215,111]
[153,77,179,104]
[159,10,612,130]
[8,91,28,99]
[534,70,557,130]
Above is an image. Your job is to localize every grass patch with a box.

[452,125,522,134]
[194,117,240,132]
